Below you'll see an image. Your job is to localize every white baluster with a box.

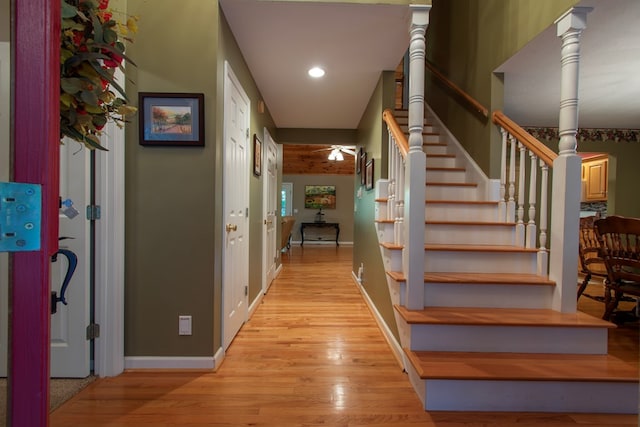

[515,142,526,246]
[506,134,516,222]
[498,127,507,222]
[387,133,396,223]
[526,151,538,248]
[538,160,549,277]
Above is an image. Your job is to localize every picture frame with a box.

[304,185,336,209]
[360,151,367,186]
[365,158,374,191]
[356,147,364,174]
[253,134,262,177]
[139,92,204,146]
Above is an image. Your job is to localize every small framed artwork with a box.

[360,151,367,186]
[253,134,262,177]
[356,147,364,174]
[365,158,374,190]
[304,185,336,209]
[139,92,204,146]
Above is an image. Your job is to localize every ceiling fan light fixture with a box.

[328,148,343,161]
[308,66,325,78]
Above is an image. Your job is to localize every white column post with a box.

[403,4,430,310]
[550,7,592,312]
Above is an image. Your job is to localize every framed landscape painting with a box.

[139,92,204,146]
[304,185,336,209]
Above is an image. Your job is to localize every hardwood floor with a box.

[50,246,639,426]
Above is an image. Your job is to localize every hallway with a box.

[50,246,638,426]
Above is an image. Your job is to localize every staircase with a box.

[375,108,639,413]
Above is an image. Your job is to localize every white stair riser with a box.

[381,247,402,272]
[376,221,394,242]
[399,124,437,133]
[425,204,499,222]
[425,250,537,274]
[425,224,515,245]
[426,156,458,168]
[424,145,449,156]
[424,283,553,309]
[402,323,608,354]
[420,378,639,413]
[426,169,466,183]
[422,134,441,143]
[425,185,479,200]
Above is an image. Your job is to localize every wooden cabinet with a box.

[581,156,608,202]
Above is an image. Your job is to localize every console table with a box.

[300,222,340,246]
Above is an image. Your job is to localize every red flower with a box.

[72,31,84,45]
[103,52,123,68]
[98,0,109,10]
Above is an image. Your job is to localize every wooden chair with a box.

[577,215,608,300]
[594,215,640,321]
[280,216,296,253]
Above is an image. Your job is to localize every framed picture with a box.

[356,147,364,174]
[253,134,262,177]
[360,151,367,186]
[139,92,204,146]
[304,185,336,209]
[365,158,374,191]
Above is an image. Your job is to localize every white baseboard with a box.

[351,271,404,369]
[249,289,265,318]
[124,356,215,370]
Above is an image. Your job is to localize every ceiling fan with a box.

[312,145,356,161]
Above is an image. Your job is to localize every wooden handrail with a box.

[492,110,558,166]
[425,61,489,118]
[383,109,409,158]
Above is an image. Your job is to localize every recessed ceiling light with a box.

[308,67,325,78]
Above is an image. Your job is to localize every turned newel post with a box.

[403,4,430,310]
[549,7,592,312]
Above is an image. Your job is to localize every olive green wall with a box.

[124,1,275,358]
[0,0,8,42]
[282,174,355,243]
[353,71,398,340]
[426,0,579,178]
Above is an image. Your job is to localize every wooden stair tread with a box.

[426,182,478,187]
[425,243,538,253]
[387,271,554,286]
[375,198,497,204]
[425,220,515,226]
[394,305,615,328]
[404,350,638,382]
[380,243,538,253]
[426,167,466,172]
[376,220,515,226]
[425,200,498,205]
[426,153,455,158]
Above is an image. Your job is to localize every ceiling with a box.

[220,0,639,132]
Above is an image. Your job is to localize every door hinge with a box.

[245,285,248,296]
[86,205,101,221]
[246,128,249,139]
[86,323,100,340]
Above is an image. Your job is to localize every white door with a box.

[50,141,91,378]
[262,129,278,292]
[223,62,250,350]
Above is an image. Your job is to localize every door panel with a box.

[223,63,249,350]
[50,141,91,378]
[264,131,278,289]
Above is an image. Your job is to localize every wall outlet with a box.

[178,315,192,335]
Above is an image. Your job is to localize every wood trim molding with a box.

[382,109,408,158]
[425,60,489,118]
[492,111,558,166]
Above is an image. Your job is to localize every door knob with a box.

[226,223,237,232]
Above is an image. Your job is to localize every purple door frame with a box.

[9,0,60,425]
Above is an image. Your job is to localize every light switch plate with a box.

[178,315,192,335]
